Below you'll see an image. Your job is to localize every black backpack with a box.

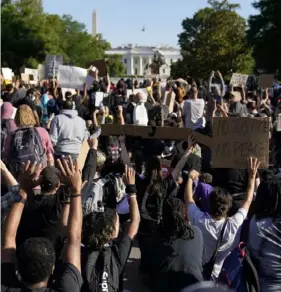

[81,246,119,292]
[1,119,11,154]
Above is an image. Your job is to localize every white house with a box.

[105,44,181,78]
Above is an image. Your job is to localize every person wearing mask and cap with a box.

[16,165,69,254]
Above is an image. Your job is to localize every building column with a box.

[130,57,134,75]
[139,57,143,76]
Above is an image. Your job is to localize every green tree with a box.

[105,55,126,77]
[248,0,281,75]
[172,0,254,79]
[1,1,112,72]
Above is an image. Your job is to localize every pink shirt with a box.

[4,127,54,162]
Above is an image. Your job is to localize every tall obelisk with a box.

[92,10,97,37]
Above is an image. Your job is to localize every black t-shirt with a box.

[16,188,68,251]
[1,262,83,292]
[149,226,204,292]
[82,234,132,291]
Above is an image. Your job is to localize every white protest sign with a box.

[134,88,148,102]
[38,64,45,80]
[57,65,87,90]
[24,68,38,85]
[46,55,64,78]
[2,68,13,81]
[61,88,76,100]
[230,73,249,87]
[95,92,104,107]
[85,75,94,89]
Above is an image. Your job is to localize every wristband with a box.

[69,194,82,198]
[126,185,137,194]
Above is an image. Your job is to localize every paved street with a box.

[123,244,149,292]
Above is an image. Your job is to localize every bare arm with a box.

[184,170,199,205]
[57,157,82,272]
[106,73,111,94]
[2,189,26,263]
[117,105,125,125]
[241,157,260,213]
[123,166,140,239]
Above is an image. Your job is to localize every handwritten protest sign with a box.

[46,55,63,78]
[230,73,249,87]
[57,65,87,89]
[212,117,269,168]
[258,74,274,88]
[101,117,269,169]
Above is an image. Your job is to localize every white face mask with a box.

[31,96,36,101]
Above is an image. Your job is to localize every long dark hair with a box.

[255,177,281,223]
[161,198,194,242]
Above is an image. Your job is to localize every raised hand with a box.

[247,157,260,179]
[57,156,82,193]
[19,161,43,191]
[123,165,136,186]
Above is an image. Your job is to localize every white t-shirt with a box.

[187,203,247,278]
[182,99,205,130]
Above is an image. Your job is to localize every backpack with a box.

[82,246,119,292]
[1,119,11,154]
[218,242,260,292]
[9,127,46,174]
[133,103,148,126]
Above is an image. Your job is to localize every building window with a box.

[134,58,138,65]
[124,58,127,64]
[163,69,166,74]
[135,68,138,75]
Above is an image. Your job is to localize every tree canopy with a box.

[248,0,281,75]
[1,0,122,74]
[171,0,254,80]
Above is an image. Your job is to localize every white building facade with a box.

[106,44,181,78]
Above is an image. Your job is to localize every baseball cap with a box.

[40,166,61,192]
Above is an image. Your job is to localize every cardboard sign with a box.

[1,68,13,81]
[258,74,274,88]
[100,124,213,148]
[230,73,249,87]
[21,73,29,82]
[212,117,269,168]
[86,59,107,77]
[101,118,269,169]
[45,55,64,78]
[57,65,87,89]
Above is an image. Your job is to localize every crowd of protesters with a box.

[1,69,281,292]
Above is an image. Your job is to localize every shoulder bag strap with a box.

[210,219,228,262]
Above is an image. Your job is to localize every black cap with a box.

[40,166,60,192]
